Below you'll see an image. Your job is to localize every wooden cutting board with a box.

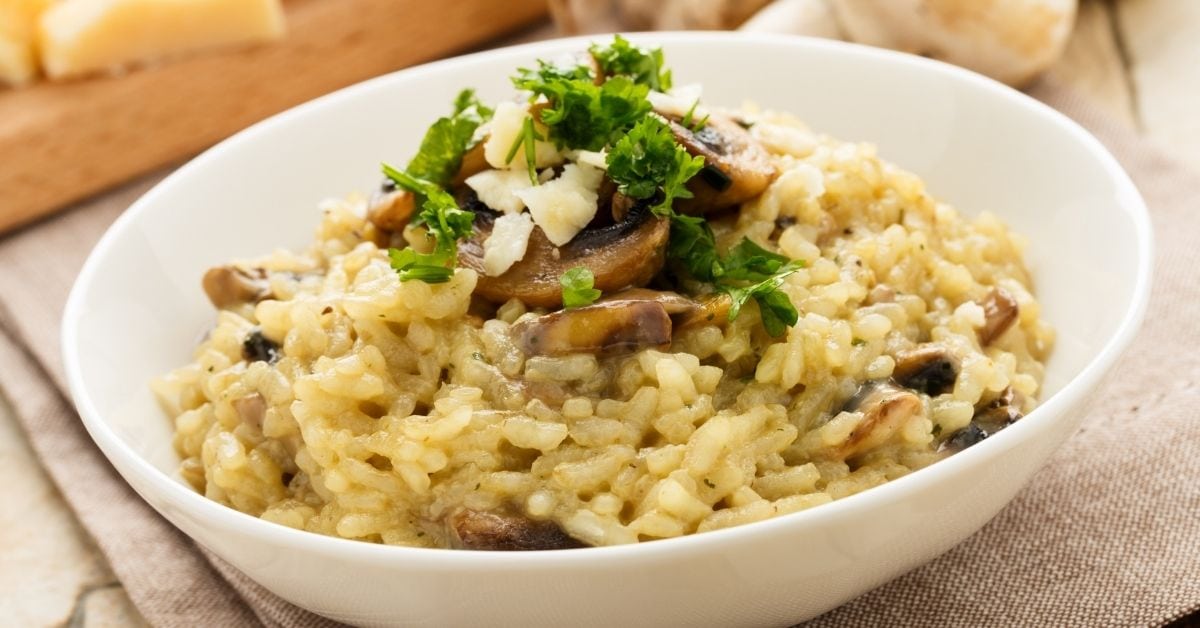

[0,0,549,234]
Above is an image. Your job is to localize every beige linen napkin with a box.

[0,78,1197,627]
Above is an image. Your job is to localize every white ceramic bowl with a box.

[62,33,1151,627]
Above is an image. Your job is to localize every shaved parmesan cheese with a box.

[483,212,535,276]
[516,163,603,247]
[483,101,562,170]
[647,88,708,120]
[572,149,609,171]
[38,0,285,79]
[465,168,534,214]
[0,0,50,85]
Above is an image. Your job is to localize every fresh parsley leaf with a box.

[513,72,651,151]
[406,88,492,190]
[721,261,804,337]
[387,248,454,283]
[560,267,601,308]
[666,213,721,282]
[382,164,475,284]
[504,116,544,185]
[606,115,705,215]
[719,237,791,281]
[588,35,672,91]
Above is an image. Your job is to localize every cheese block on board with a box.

[0,0,51,85]
[39,0,285,79]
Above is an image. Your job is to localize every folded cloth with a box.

[0,78,1196,628]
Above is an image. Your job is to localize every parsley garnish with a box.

[504,116,544,185]
[406,88,492,190]
[382,164,474,283]
[588,35,672,91]
[606,116,705,215]
[605,114,802,336]
[512,71,651,151]
[560,267,601,308]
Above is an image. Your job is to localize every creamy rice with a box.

[154,109,1053,549]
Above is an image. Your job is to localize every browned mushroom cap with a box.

[202,266,271,310]
[450,141,489,187]
[459,204,670,308]
[940,388,1024,452]
[892,345,959,396]
[675,293,732,330]
[366,182,417,233]
[512,300,672,357]
[447,509,587,551]
[978,288,1019,346]
[838,380,924,458]
[666,113,776,215]
[598,288,699,316]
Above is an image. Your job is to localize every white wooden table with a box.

[0,1,1196,623]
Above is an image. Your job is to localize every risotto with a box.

[153,37,1053,550]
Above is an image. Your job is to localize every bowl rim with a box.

[61,31,1153,568]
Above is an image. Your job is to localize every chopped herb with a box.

[721,263,803,337]
[703,478,716,489]
[681,100,709,132]
[405,89,492,192]
[471,351,485,361]
[852,337,867,346]
[589,35,672,91]
[560,266,602,308]
[504,116,544,184]
[606,115,705,215]
[513,70,651,151]
[382,164,474,283]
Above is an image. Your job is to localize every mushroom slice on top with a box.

[838,380,924,458]
[202,265,272,310]
[978,288,1019,346]
[447,509,588,551]
[675,293,733,330]
[665,113,776,215]
[366,180,417,233]
[459,202,670,308]
[598,288,699,316]
[892,345,959,396]
[511,300,673,357]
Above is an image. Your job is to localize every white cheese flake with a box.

[483,101,563,171]
[516,163,604,247]
[482,212,535,277]
[465,168,534,215]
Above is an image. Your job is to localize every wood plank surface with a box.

[0,0,548,234]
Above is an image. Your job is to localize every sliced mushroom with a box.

[839,380,924,458]
[242,329,281,364]
[366,180,416,233]
[598,288,699,316]
[665,113,776,215]
[892,345,959,396]
[232,393,266,429]
[940,387,1024,452]
[676,293,732,330]
[459,202,670,308]
[447,509,587,551]
[202,266,271,310]
[978,288,1019,346]
[512,300,672,357]
[450,141,489,187]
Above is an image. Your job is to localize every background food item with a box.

[38,0,285,79]
[0,0,50,85]
[827,0,1077,87]
[556,0,1078,87]
[0,0,549,235]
